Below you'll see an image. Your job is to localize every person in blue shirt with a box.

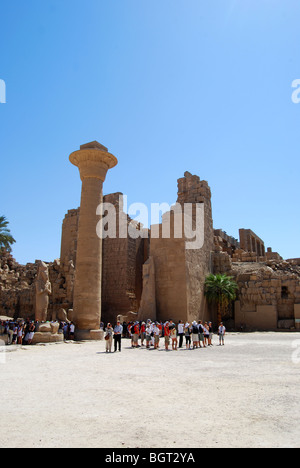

[113,321,123,352]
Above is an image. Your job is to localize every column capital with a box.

[70,141,118,181]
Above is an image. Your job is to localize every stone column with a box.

[69,141,118,340]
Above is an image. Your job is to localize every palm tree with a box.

[0,216,16,252]
[204,273,238,325]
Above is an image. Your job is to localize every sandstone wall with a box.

[148,172,214,323]
[0,250,74,321]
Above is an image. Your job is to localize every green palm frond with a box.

[204,273,238,323]
[0,216,16,252]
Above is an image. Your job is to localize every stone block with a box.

[50,322,60,334]
[39,323,52,333]
[294,304,300,320]
[32,332,64,344]
[89,329,104,341]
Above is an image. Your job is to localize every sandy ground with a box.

[0,332,299,449]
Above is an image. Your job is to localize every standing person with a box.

[164,321,170,351]
[69,322,75,340]
[23,320,31,345]
[157,322,162,346]
[63,322,69,340]
[122,321,127,338]
[104,323,114,353]
[145,322,152,349]
[169,320,178,350]
[114,321,123,352]
[218,323,226,346]
[17,323,23,345]
[7,321,14,345]
[208,322,213,346]
[192,321,199,349]
[12,323,18,345]
[178,320,184,349]
[184,322,192,349]
[131,321,140,348]
[140,322,146,346]
[198,320,205,348]
[128,322,134,348]
[203,322,210,347]
[153,322,160,349]
[27,322,35,345]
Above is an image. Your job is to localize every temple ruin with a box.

[1,141,300,335]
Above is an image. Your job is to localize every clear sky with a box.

[0,0,299,264]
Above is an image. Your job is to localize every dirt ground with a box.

[0,332,299,448]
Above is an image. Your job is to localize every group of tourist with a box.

[0,319,76,345]
[104,319,226,353]
[1,317,227,352]
[0,319,36,345]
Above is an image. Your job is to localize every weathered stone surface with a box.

[50,322,60,334]
[35,261,51,322]
[69,142,118,335]
[38,323,52,333]
[1,158,299,336]
[138,256,156,321]
[32,332,64,344]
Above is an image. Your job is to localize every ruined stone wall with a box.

[0,250,74,320]
[59,193,148,325]
[0,250,36,318]
[60,209,79,268]
[101,193,148,324]
[148,172,214,323]
[178,172,214,321]
[239,229,266,257]
[232,260,300,330]
[150,228,188,322]
[212,237,300,331]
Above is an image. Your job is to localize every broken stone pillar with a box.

[69,141,118,340]
[138,256,156,322]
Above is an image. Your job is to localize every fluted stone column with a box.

[69,141,118,340]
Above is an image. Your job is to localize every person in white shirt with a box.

[69,322,75,340]
[177,320,184,348]
[218,323,226,346]
[153,322,160,349]
[145,322,152,348]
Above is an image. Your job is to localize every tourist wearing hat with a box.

[145,322,152,348]
[104,323,113,353]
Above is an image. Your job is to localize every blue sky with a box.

[0,0,299,264]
